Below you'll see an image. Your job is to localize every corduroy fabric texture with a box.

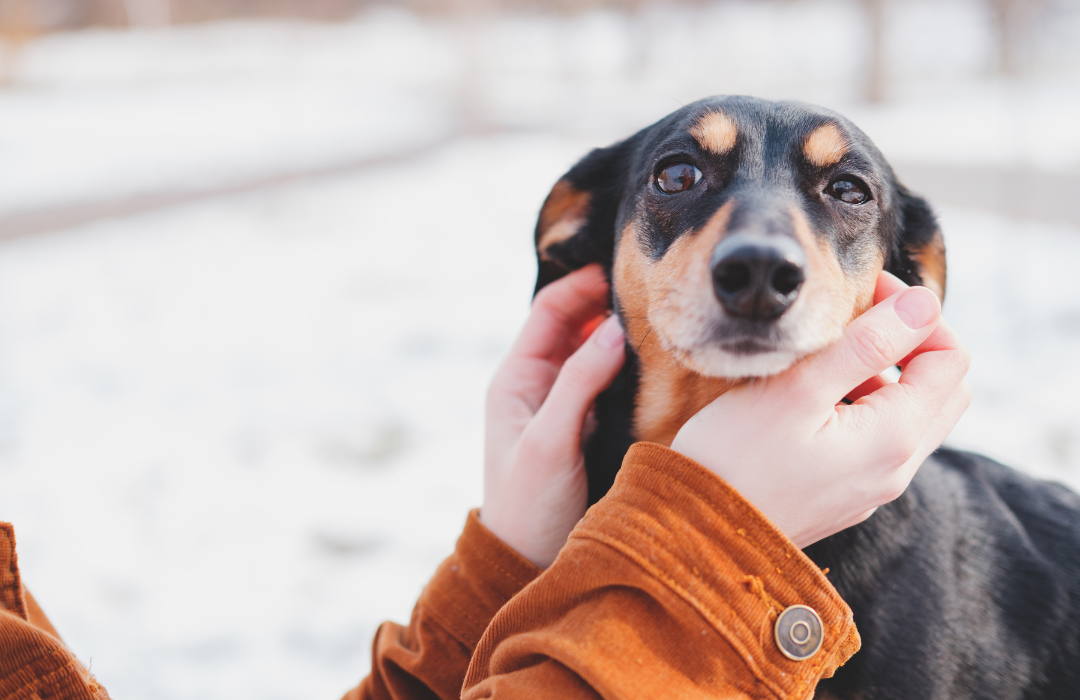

[0,523,111,699]
[345,509,543,700]
[353,443,860,700]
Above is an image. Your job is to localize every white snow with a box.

[0,4,1076,699]
[0,135,586,699]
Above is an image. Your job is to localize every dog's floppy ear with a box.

[886,184,947,301]
[534,139,634,295]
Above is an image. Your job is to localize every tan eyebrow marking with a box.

[689,110,738,155]
[803,123,849,167]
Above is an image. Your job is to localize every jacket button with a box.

[774,605,823,661]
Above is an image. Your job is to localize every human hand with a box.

[670,272,971,549]
[481,265,626,568]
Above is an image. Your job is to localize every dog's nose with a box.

[711,235,806,321]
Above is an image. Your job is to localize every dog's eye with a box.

[656,163,702,194]
[826,178,871,204]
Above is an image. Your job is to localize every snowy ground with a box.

[0,136,563,699]
[0,6,1077,700]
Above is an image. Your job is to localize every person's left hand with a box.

[481,265,626,568]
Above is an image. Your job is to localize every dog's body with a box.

[533,96,1080,699]
[808,450,1080,699]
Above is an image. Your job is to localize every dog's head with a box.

[535,96,946,446]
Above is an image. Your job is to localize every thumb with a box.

[791,286,941,409]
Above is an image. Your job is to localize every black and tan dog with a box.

[533,96,1080,699]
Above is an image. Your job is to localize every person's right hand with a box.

[670,272,971,549]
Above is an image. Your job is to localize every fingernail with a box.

[894,287,939,329]
[595,314,625,349]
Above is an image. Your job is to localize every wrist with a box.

[479,506,549,569]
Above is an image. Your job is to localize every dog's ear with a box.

[887,184,947,301]
[534,140,634,295]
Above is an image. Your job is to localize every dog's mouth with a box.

[708,315,792,355]
[657,299,836,378]
[718,338,778,356]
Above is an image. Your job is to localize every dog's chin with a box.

[663,321,836,378]
[652,301,849,379]
[676,342,802,378]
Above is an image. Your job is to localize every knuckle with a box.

[946,345,972,377]
[956,346,973,372]
[958,379,973,407]
[531,286,569,322]
[851,507,878,527]
[878,476,909,504]
[884,431,920,468]
[557,353,596,388]
[516,429,549,463]
[532,283,557,308]
[850,323,896,369]
[959,347,976,373]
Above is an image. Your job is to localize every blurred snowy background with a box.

[0,0,1077,698]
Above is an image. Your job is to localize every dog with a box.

[532,96,1080,699]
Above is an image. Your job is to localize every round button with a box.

[774,605,823,661]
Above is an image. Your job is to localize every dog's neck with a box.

[628,329,738,446]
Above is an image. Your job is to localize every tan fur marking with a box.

[790,208,880,326]
[615,208,738,446]
[791,208,881,329]
[909,230,947,300]
[803,123,849,167]
[689,110,738,156]
[536,180,591,260]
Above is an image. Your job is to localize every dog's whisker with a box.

[636,328,653,354]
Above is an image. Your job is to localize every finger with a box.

[528,314,626,442]
[844,372,889,403]
[792,286,942,409]
[511,264,610,362]
[873,271,961,371]
[847,377,971,512]
[844,338,970,465]
[887,334,971,423]
[896,315,963,370]
[873,270,910,304]
[906,378,972,469]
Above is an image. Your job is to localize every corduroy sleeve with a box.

[0,523,111,700]
[461,442,861,700]
[344,509,542,700]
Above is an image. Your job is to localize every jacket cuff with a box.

[571,442,860,698]
[422,509,543,650]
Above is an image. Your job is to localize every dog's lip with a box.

[710,319,783,348]
[706,317,792,354]
[718,338,777,355]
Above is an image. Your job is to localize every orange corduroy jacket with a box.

[0,443,860,699]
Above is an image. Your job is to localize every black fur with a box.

[807,450,1080,700]
[531,96,1080,697]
